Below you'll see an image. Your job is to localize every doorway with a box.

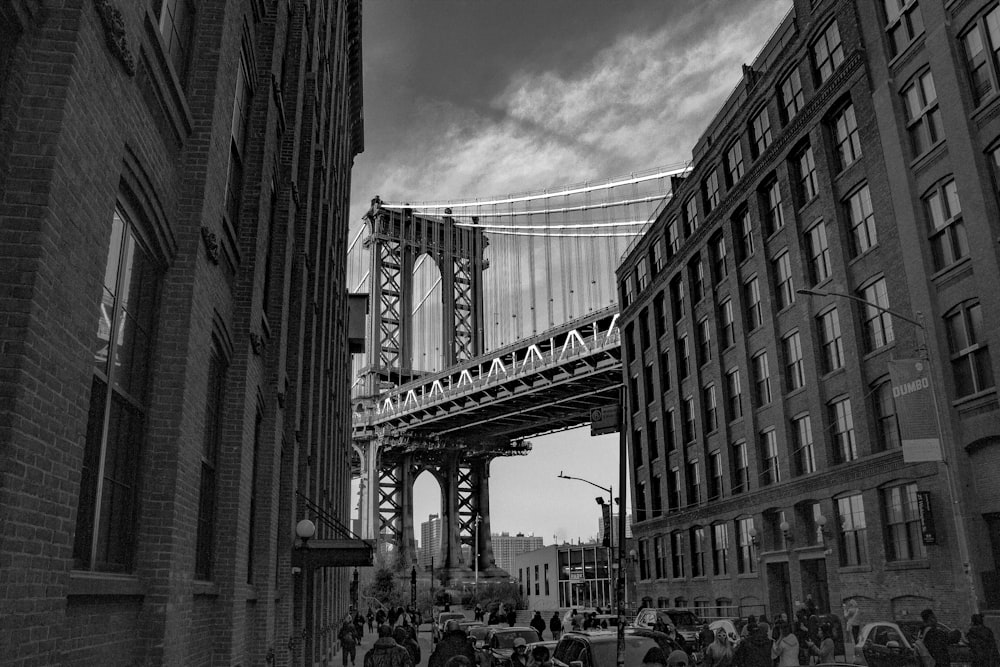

[799,558,830,613]
[766,561,792,619]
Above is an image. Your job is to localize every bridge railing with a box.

[354,306,621,429]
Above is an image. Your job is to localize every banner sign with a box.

[917,491,937,544]
[888,359,942,462]
[601,504,612,548]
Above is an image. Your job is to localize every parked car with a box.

[633,608,705,647]
[552,628,687,667]
[855,621,970,667]
[477,626,543,667]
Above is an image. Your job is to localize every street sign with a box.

[591,404,621,436]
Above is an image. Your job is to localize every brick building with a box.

[617,0,1000,629]
[0,0,364,664]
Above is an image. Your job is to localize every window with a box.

[248,408,262,582]
[783,331,805,391]
[806,222,832,284]
[664,409,676,453]
[636,482,647,522]
[652,238,666,275]
[744,276,763,331]
[678,334,690,380]
[796,143,819,203]
[632,426,643,467]
[636,258,650,291]
[962,8,1000,105]
[750,106,772,158]
[671,531,685,578]
[685,196,700,237]
[761,177,785,237]
[74,208,161,572]
[732,441,750,494]
[813,21,844,84]
[667,218,681,257]
[697,317,713,366]
[629,375,640,414]
[703,384,718,432]
[196,347,227,580]
[670,276,685,321]
[654,535,668,579]
[837,494,868,566]
[884,0,925,58]
[651,474,663,516]
[860,278,895,351]
[736,517,757,573]
[708,451,724,500]
[690,527,706,577]
[832,102,862,170]
[689,256,705,304]
[720,300,736,349]
[945,301,995,396]
[903,70,942,156]
[924,179,968,271]
[773,251,795,310]
[710,233,728,283]
[830,397,858,463]
[752,351,772,405]
[726,140,745,186]
[654,294,666,339]
[779,68,804,124]
[686,459,701,506]
[659,348,672,393]
[158,0,195,84]
[703,170,721,213]
[819,309,845,373]
[623,274,636,307]
[647,418,659,462]
[792,414,816,475]
[643,362,655,405]
[682,396,697,444]
[760,429,780,485]
[725,368,743,420]
[883,483,927,561]
[226,46,255,230]
[638,538,650,579]
[735,208,755,262]
[846,184,877,256]
[873,380,901,451]
[640,311,651,351]
[712,524,729,576]
[669,468,682,511]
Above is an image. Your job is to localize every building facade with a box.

[617,0,1000,629]
[492,532,545,575]
[420,513,442,571]
[0,0,364,665]
[516,543,620,613]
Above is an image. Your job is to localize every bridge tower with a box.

[357,197,501,577]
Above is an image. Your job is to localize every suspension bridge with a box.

[346,164,689,583]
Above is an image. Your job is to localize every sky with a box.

[349,0,792,544]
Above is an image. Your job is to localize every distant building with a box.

[420,514,442,570]
[491,532,544,574]
[515,543,617,612]
[597,513,633,544]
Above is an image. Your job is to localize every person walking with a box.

[530,611,546,639]
[968,614,1000,667]
[806,624,835,665]
[736,623,773,667]
[340,615,359,667]
[428,620,477,667]
[368,608,376,634]
[549,612,562,640]
[506,608,517,627]
[703,627,735,667]
[394,626,422,666]
[510,638,530,667]
[771,622,800,667]
[920,609,956,667]
[844,600,861,644]
[365,624,413,667]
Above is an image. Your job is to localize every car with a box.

[633,608,705,647]
[551,628,687,667]
[477,626,543,667]
[855,621,970,667]
[528,639,560,656]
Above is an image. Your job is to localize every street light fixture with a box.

[797,286,976,611]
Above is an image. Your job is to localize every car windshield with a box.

[667,611,701,627]
[496,631,540,649]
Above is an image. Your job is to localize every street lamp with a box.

[797,286,976,611]
[473,513,483,602]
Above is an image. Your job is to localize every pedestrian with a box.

[735,623,772,667]
[356,611,367,639]
[699,624,715,652]
[806,624,835,665]
[704,627,735,667]
[401,615,417,642]
[794,609,811,665]
[368,608,376,634]
[365,624,413,667]
[771,622,799,667]
[340,615,359,667]
[511,638,530,667]
[968,614,1000,667]
[393,626,421,666]
[920,609,956,667]
[429,620,476,667]
[377,608,387,627]
[474,605,483,622]
[507,608,517,627]
[550,612,562,640]
[529,645,553,667]
[530,611,546,639]
[804,596,818,620]
[667,649,690,667]
[843,600,861,644]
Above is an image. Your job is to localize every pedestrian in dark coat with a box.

[365,625,413,667]
[550,613,562,640]
[429,620,477,667]
[340,617,359,667]
[921,609,955,667]
[968,614,1000,667]
[394,626,422,666]
[735,624,772,667]
[507,609,517,627]
[530,612,546,638]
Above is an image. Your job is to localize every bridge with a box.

[347,165,688,583]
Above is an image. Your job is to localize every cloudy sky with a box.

[349,0,792,544]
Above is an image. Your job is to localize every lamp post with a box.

[473,513,483,604]
[411,565,417,611]
[797,287,977,611]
